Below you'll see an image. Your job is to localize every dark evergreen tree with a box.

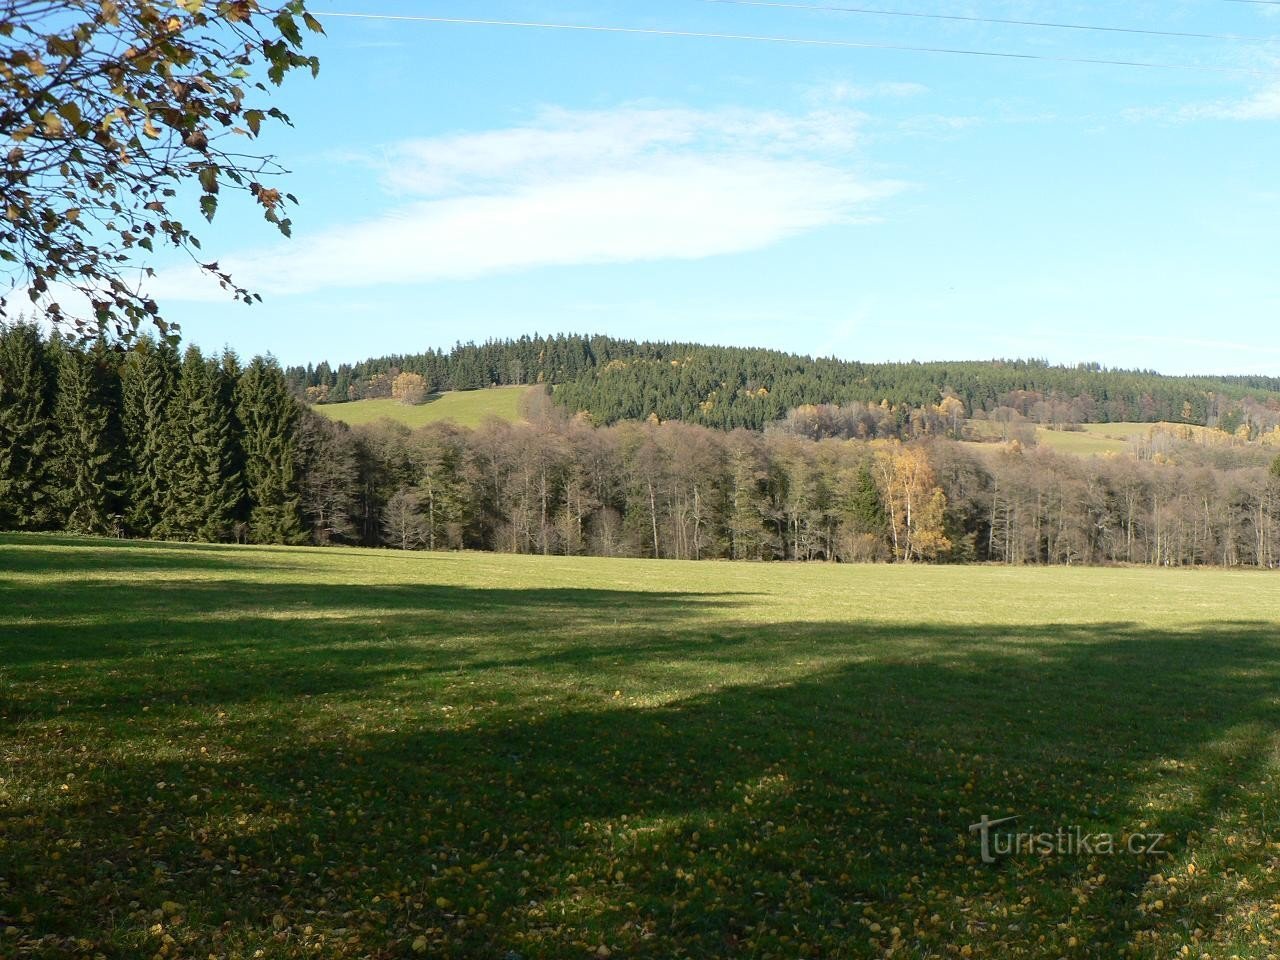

[0,322,58,529]
[236,356,304,544]
[52,343,123,535]
[120,338,179,536]
[332,367,352,403]
[163,347,243,540]
[843,463,887,540]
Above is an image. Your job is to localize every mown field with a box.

[3,535,1280,958]
[965,421,1235,456]
[312,386,532,429]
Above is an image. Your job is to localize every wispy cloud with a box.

[151,105,902,301]
[1130,79,1280,124]
[1190,82,1280,121]
[816,80,929,104]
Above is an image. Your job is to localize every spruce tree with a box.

[164,347,243,540]
[160,346,201,538]
[847,463,888,537]
[236,356,304,544]
[53,343,123,535]
[120,339,179,536]
[0,323,58,530]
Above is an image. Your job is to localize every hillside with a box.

[311,386,532,429]
[288,333,1280,433]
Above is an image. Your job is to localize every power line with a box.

[313,12,1259,73]
[698,0,1275,44]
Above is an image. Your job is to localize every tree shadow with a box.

[0,533,298,578]
[2,559,1278,957]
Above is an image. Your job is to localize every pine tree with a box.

[0,323,58,530]
[332,368,351,403]
[236,356,304,544]
[53,343,122,535]
[201,357,245,541]
[845,463,887,538]
[164,347,243,540]
[120,339,179,536]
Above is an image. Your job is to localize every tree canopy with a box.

[0,0,322,338]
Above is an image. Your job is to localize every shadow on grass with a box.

[0,533,309,578]
[1,550,1278,957]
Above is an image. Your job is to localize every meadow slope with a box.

[312,386,531,429]
[3,535,1280,958]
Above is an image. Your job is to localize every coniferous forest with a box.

[4,322,1280,567]
[285,333,1280,432]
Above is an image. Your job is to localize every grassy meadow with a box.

[3,535,1280,958]
[312,387,532,430]
[965,421,1243,457]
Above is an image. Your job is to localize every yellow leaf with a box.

[143,118,160,139]
[412,936,428,953]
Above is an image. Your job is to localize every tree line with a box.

[344,409,1280,567]
[6,322,1279,567]
[286,333,1280,433]
[0,324,302,542]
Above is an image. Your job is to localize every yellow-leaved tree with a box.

[392,372,428,405]
[872,444,950,562]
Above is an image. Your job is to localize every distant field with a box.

[966,420,1227,456]
[1036,423,1139,455]
[4,534,1280,957]
[313,385,532,428]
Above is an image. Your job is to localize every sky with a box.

[144,0,1280,374]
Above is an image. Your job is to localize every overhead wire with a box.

[312,11,1263,74]
[697,0,1276,44]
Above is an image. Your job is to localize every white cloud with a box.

[150,105,902,301]
[819,80,929,104]
[1208,83,1280,121]
[1160,82,1280,122]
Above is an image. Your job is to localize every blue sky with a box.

[152,1,1280,374]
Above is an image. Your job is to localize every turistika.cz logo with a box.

[968,814,1168,864]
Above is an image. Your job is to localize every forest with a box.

[286,333,1280,433]
[5,323,1280,567]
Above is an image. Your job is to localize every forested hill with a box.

[287,334,1280,431]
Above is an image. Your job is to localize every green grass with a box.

[312,386,532,429]
[4,535,1280,958]
[1033,424,1136,456]
[966,421,1217,456]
